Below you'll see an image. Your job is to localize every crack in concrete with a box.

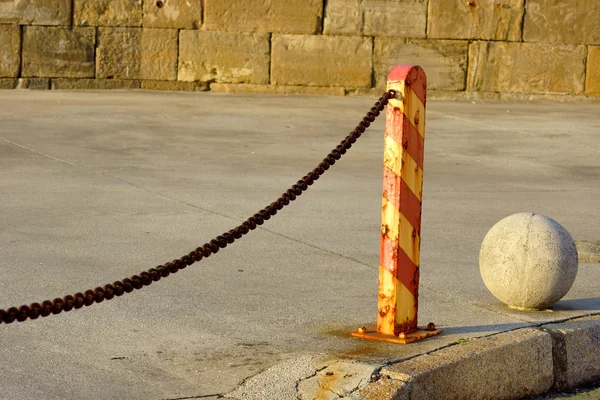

[162,394,223,400]
[295,365,328,400]
[1,137,75,165]
[2,135,370,266]
[335,373,378,399]
[316,382,340,399]
[427,110,537,137]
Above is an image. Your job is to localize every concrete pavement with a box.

[0,90,598,399]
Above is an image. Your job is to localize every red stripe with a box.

[385,108,424,169]
[380,234,419,297]
[387,65,427,106]
[381,167,422,233]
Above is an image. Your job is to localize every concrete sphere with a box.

[479,213,578,310]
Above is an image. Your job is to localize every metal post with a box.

[352,65,441,344]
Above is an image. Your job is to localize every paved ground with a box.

[0,90,598,400]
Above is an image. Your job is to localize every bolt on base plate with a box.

[351,325,442,344]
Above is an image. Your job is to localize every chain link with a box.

[0,90,397,325]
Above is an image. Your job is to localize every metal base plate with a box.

[351,326,442,344]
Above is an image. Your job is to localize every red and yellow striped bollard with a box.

[352,65,441,344]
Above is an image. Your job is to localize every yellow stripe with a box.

[395,280,417,325]
[387,81,426,138]
[377,265,396,335]
[383,135,423,201]
[381,196,421,266]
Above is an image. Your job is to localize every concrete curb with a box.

[224,315,600,400]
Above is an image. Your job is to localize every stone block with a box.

[468,41,586,94]
[586,47,600,96]
[204,0,322,34]
[51,79,141,89]
[524,0,600,45]
[374,38,468,91]
[22,27,95,78]
[143,0,201,29]
[323,0,426,37]
[141,80,209,91]
[210,83,345,96]
[363,0,427,37]
[543,316,600,389]
[74,0,143,27]
[428,0,524,41]
[0,78,17,89]
[178,30,270,84]
[345,87,381,97]
[271,35,372,87]
[97,28,178,80]
[382,329,553,400]
[323,0,362,35]
[17,78,50,89]
[0,0,71,25]
[356,376,410,400]
[0,25,20,78]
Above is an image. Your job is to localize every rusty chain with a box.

[0,90,397,325]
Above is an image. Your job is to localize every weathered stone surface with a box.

[427,89,501,101]
[323,0,426,37]
[323,0,362,35]
[97,28,178,80]
[524,0,600,44]
[0,0,70,25]
[271,35,372,87]
[51,79,141,90]
[374,38,468,91]
[204,0,322,34]
[497,92,599,102]
[480,213,578,311]
[468,41,586,94]
[543,316,600,390]
[382,329,553,400]
[17,78,50,89]
[427,90,596,102]
[345,87,381,97]
[0,78,17,89]
[297,361,377,399]
[0,25,20,78]
[141,80,209,91]
[210,83,345,96]
[363,0,427,37]
[587,47,600,96]
[356,376,410,400]
[74,0,143,27]
[22,27,95,78]
[178,31,269,84]
[227,356,325,400]
[143,0,201,29]
[428,0,524,41]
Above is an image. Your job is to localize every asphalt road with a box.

[0,90,598,399]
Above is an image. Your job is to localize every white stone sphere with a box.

[479,212,578,310]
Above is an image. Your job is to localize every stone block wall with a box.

[0,0,598,99]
